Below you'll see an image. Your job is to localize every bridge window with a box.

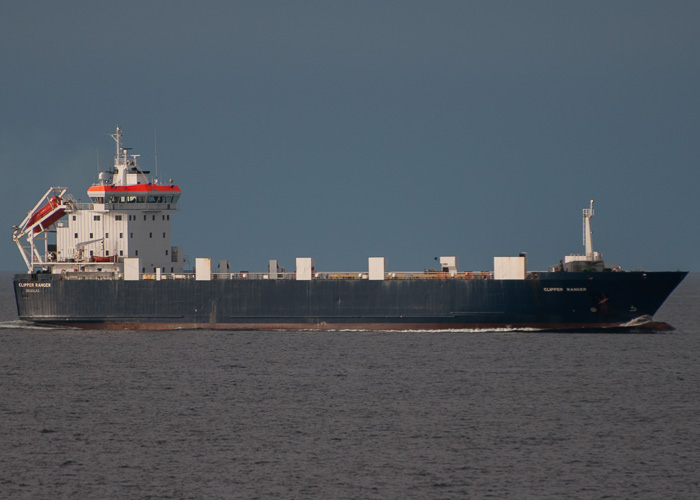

[115,215,122,221]
[93,215,100,221]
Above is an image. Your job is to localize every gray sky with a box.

[2,1,699,272]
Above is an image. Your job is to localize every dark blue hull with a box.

[14,271,687,331]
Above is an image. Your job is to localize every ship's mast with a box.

[110,125,128,186]
[583,199,594,259]
[112,125,122,158]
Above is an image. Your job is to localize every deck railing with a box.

[55,269,496,281]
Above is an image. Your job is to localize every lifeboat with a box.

[91,256,117,263]
[27,196,66,233]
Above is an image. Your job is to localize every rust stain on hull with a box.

[32,320,676,333]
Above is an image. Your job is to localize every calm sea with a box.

[1,271,699,499]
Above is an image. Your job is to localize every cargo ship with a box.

[12,127,686,331]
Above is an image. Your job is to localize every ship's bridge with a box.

[85,125,182,210]
[87,184,181,207]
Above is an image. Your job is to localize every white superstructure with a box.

[13,126,187,275]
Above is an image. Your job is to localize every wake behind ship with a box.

[12,127,686,331]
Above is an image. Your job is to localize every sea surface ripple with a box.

[1,272,699,499]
